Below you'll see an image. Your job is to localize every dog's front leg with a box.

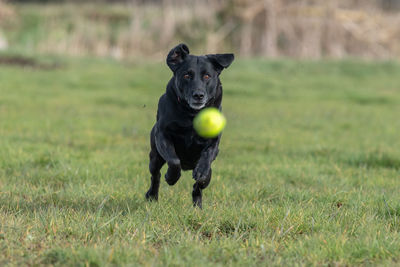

[193,137,220,184]
[155,129,181,186]
[192,137,220,208]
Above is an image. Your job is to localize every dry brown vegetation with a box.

[1,0,400,59]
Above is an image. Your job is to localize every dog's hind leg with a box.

[145,149,165,201]
[192,169,212,209]
[146,128,166,201]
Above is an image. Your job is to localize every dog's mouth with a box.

[188,101,206,110]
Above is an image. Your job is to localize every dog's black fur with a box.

[145,43,234,208]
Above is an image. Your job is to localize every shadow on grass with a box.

[1,193,145,216]
[344,152,400,170]
[346,93,394,106]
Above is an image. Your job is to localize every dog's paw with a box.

[192,196,202,209]
[145,190,158,201]
[193,163,211,183]
[165,160,181,186]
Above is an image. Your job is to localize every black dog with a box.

[145,43,234,208]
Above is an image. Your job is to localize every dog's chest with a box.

[168,122,209,167]
[169,123,208,148]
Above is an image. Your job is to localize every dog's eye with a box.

[203,74,210,80]
[184,74,190,79]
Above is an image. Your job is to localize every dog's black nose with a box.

[193,91,205,101]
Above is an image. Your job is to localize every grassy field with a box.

[1,55,400,266]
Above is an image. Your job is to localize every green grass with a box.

[1,56,400,266]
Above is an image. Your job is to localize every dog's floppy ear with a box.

[166,43,190,72]
[206,53,235,73]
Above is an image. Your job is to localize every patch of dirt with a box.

[0,55,62,70]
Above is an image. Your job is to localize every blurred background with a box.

[1,0,400,60]
[1,1,400,265]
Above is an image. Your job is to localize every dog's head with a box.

[166,43,234,110]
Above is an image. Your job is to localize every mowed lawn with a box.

[1,56,400,266]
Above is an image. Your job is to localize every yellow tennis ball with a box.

[193,108,226,138]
